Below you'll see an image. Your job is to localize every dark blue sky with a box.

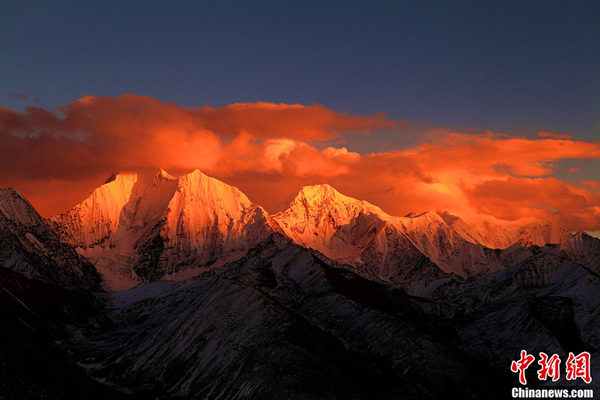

[2,1,599,142]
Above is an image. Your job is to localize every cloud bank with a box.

[1,94,599,232]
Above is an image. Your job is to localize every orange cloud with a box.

[0,96,221,181]
[582,181,600,191]
[211,133,354,179]
[1,95,599,232]
[537,131,575,139]
[0,95,396,215]
[191,102,396,141]
[224,133,600,231]
[321,146,360,160]
[411,132,600,177]
[464,177,599,228]
[0,95,396,181]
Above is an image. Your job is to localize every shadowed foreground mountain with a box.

[1,170,598,399]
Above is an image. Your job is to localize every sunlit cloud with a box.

[191,101,397,141]
[537,131,575,140]
[0,95,599,232]
[0,95,393,182]
[582,181,600,191]
[321,146,360,160]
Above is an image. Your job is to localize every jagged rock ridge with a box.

[0,188,102,290]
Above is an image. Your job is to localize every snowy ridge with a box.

[52,169,274,290]
[514,220,573,247]
[44,171,579,290]
[273,185,575,280]
[155,170,274,279]
[545,231,600,274]
[272,184,390,261]
[0,188,45,226]
[0,188,102,290]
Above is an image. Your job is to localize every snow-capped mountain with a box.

[544,231,600,274]
[46,172,576,291]
[272,184,392,261]
[393,211,544,278]
[272,184,573,286]
[1,171,599,399]
[436,211,572,249]
[271,185,450,293]
[51,169,274,290]
[513,220,573,247]
[0,188,102,290]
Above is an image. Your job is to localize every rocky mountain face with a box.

[0,188,102,290]
[1,172,599,399]
[69,235,512,399]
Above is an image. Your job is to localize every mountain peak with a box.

[573,230,591,239]
[105,172,119,184]
[51,169,273,289]
[298,184,337,198]
[177,169,253,206]
[294,184,350,208]
[292,184,384,214]
[515,219,572,247]
[400,210,446,226]
[185,169,205,178]
[157,169,177,180]
[272,185,391,261]
[0,187,24,202]
[0,187,43,226]
[179,169,213,186]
